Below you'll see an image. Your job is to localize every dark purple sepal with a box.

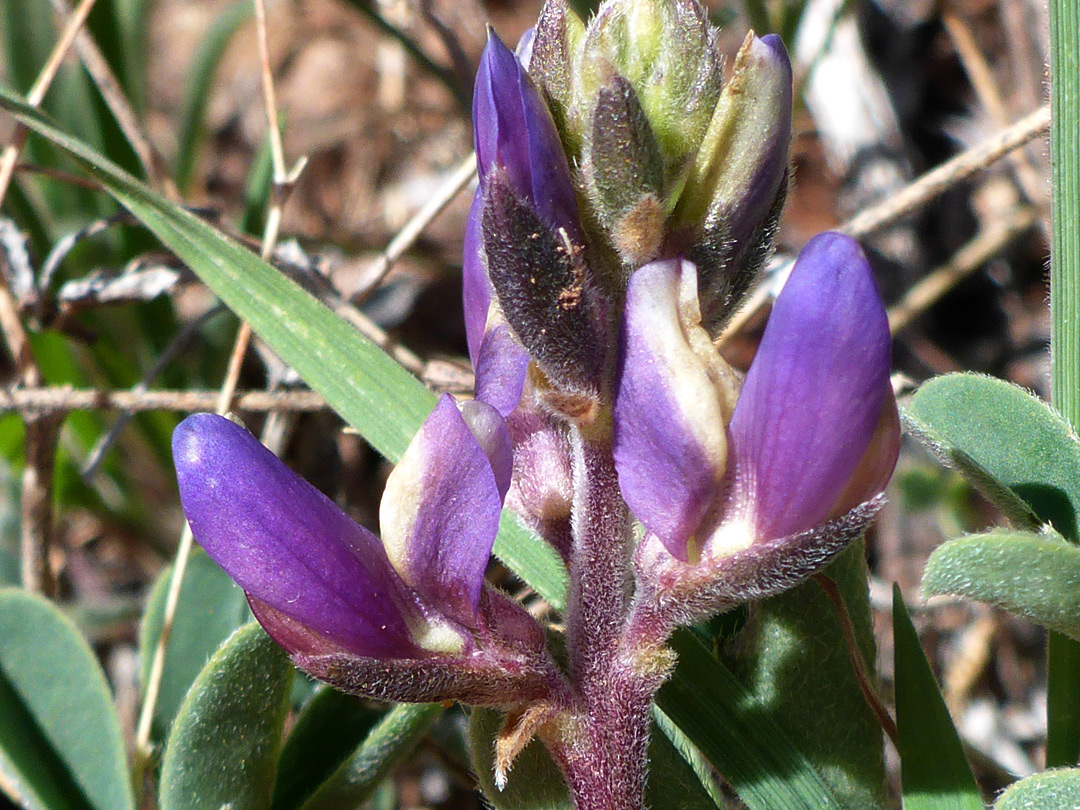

[473,321,530,417]
[381,395,505,627]
[473,30,581,243]
[676,33,793,329]
[634,495,886,631]
[173,413,423,659]
[725,232,892,543]
[250,597,553,708]
[585,75,666,267]
[481,168,608,395]
[613,257,740,560]
[528,0,585,154]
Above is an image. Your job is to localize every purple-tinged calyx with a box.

[467,30,602,407]
[504,383,575,561]
[676,32,793,330]
[615,233,898,572]
[674,33,792,242]
[576,0,722,175]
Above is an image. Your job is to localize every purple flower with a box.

[613,233,899,618]
[173,395,553,705]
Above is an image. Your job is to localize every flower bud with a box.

[471,31,608,400]
[577,0,722,175]
[619,234,900,624]
[584,75,666,267]
[527,0,586,156]
[674,33,793,329]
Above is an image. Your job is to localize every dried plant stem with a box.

[133,0,304,782]
[45,0,177,197]
[813,573,899,748]
[942,13,1047,222]
[20,415,63,595]
[0,0,100,378]
[0,0,99,206]
[720,106,1051,344]
[0,386,326,414]
[887,207,1037,334]
[841,105,1049,239]
[0,0,100,597]
[352,154,477,303]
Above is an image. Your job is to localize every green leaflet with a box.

[0,588,134,810]
[159,623,292,810]
[923,529,1080,642]
[994,769,1080,809]
[138,547,252,746]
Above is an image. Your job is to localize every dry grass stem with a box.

[45,0,177,197]
[20,415,64,596]
[720,105,1051,345]
[353,153,478,303]
[0,0,101,600]
[840,104,1050,239]
[133,0,305,780]
[0,386,328,414]
[943,13,1047,222]
[888,207,1038,334]
[0,0,100,383]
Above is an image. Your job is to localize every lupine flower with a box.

[171,1,901,804]
[173,395,554,706]
[614,233,900,625]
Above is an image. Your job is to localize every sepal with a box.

[583,75,666,267]
[635,496,886,629]
[251,597,555,708]
[577,0,722,174]
[504,388,575,560]
[481,168,608,397]
[674,33,792,327]
[528,0,586,156]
